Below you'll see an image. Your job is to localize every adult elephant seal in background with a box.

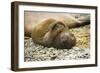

[31,19,76,49]
[25,13,90,37]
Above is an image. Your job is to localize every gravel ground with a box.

[24,25,90,62]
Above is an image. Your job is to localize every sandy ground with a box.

[24,25,90,62]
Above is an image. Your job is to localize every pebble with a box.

[24,38,90,62]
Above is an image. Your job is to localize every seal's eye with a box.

[56,23,64,28]
[52,23,65,31]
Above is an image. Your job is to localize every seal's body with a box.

[31,19,76,49]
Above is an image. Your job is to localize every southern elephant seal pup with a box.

[31,19,76,49]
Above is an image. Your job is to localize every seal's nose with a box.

[59,32,76,49]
